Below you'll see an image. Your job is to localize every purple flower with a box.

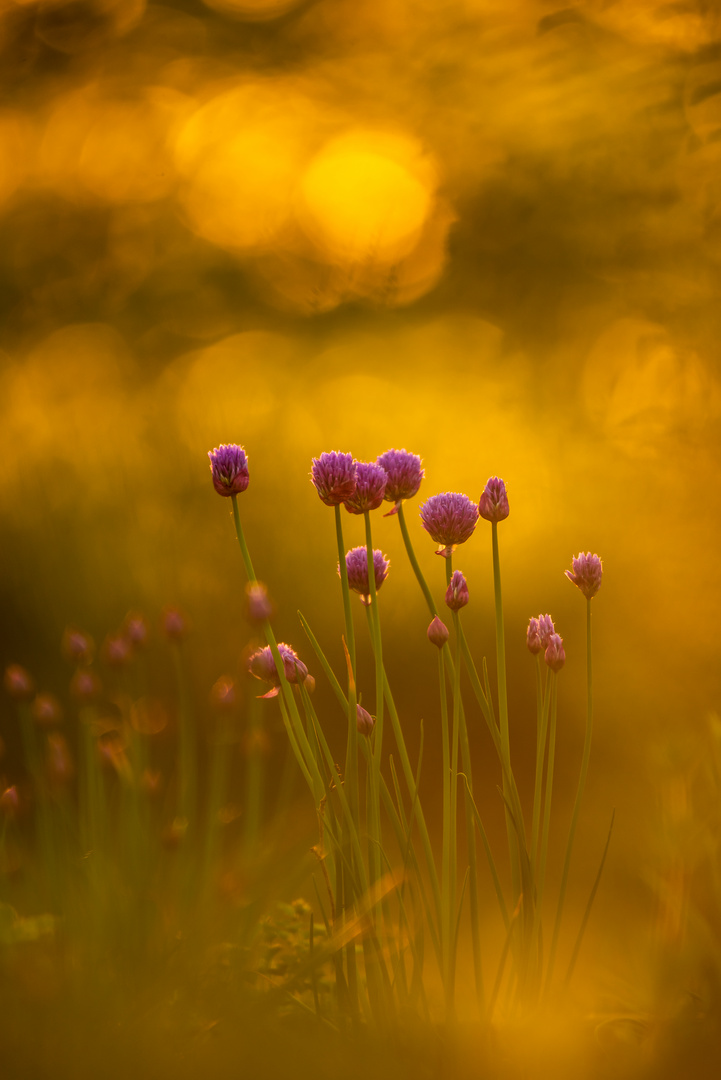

[123,612,149,649]
[427,615,449,649]
[103,634,132,668]
[247,643,308,699]
[62,626,94,666]
[446,570,469,612]
[538,614,555,650]
[311,451,357,507]
[341,546,390,604]
[356,704,375,736]
[545,633,566,673]
[419,492,479,557]
[526,617,542,655]
[479,476,509,523]
[70,667,102,702]
[246,582,273,622]
[208,444,249,497]
[376,449,424,515]
[565,552,603,600]
[32,692,63,726]
[343,461,387,515]
[162,606,189,641]
[3,664,34,701]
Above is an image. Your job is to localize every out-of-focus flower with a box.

[70,668,102,703]
[538,614,555,650]
[427,615,450,648]
[246,581,273,622]
[208,444,249,497]
[161,606,189,641]
[304,674,316,694]
[0,785,19,817]
[356,704,375,735]
[32,693,63,726]
[343,461,387,514]
[210,675,237,711]
[565,553,603,600]
[311,451,357,506]
[445,570,469,611]
[419,492,479,557]
[123,612,149,650]
[545,633,566,673]
[3,664,34,701]
[376,449,424,515]
[103,634,132,668]
[61,626,94,666]
[46,733,74,786]
[478,477,509,523]
[247,643,308,698]
[341,546,390,604]
[526,617,542,654]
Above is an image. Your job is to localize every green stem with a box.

[530,659,551,877]
[491,521,519,912]
[364,511,384,892]
[335,504,356,678]
[544,598,594,998]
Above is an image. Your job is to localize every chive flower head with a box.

[526,617,542,654]
[32,692,63,726]
[247,643,308,698]
[208,444,249,497]
[343,461,387,514]
[479,476,509,523]
[356,704,375,736]
[62,626,94,666]
[311,451,357,506]
[341,546,390,604]
[445,570,469,611]
[545,632,566,673]
[123,612,149,649]
[427,616,450,648]
[246,581,273,622]
[3,664,34,701]
[376,448,424,515]
[538,614,555,650]
[419,492,479,557]
[565,552,603,600]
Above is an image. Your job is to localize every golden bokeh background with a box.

[1,0,721,1031]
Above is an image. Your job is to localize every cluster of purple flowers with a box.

[527,614,565,672]
[310,448,425,517]
[419,476,509,557]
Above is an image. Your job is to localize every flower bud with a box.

[356,705,375,736]
[526,618,542,654]
[62,626,94,665]
[46,733,74,786]
[478,477,509,523]
[123,611,149,649]
[538,614,555,650]
[0,785,19,817]
[208,444,249,497]
[427,616,449,648]
[545,633,566,673]
[70,668,102,703]
[445,570,469,612]
[102,634,132,668]
[565,552,603,600]
[304,674,316,694]
[32,693,63,726]
[161,606,189,641]
[4,664,34,701]
[246,582,273,622]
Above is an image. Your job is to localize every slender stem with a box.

[544,598,594,997]
[335,504,356,678]
[531,659,551,876]
[397,503,436,615]
[534,674,557,961]
[491,521,519,913]
[364,511,384,892]
[438,643,452,1005]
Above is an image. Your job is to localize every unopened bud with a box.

[526,618,542,655]
[70,668,102,703]
[545,633,566,673]
[32,693,63,726]
[245,582,273,622]
[161,606,189,641]
[62,626,95,666]
[356,705,375,736]
[4,664,34,701]
[445,570,469,612]
[427,616,449,649]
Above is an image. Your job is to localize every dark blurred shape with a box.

[61,625,94,666]
[69,666,101,702]
[35,0,146,54]
[3,664,34,701]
